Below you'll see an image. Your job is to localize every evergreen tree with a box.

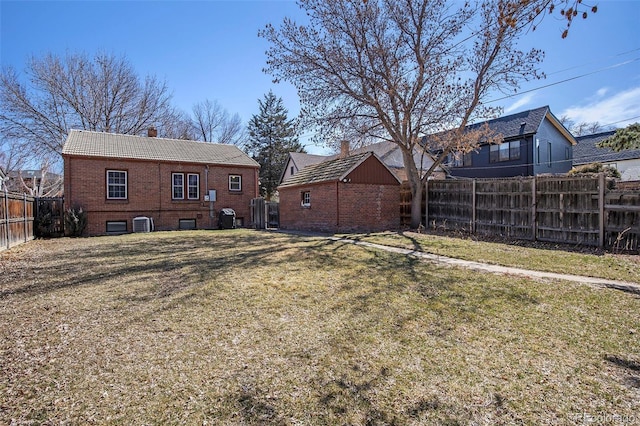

[247,91,304,200]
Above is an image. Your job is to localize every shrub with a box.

[65,206,88,237]
[568,162,621,179]
[35,211,54,238]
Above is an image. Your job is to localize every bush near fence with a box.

[416,174,639,252]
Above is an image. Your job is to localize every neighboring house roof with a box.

[279,152,401,188]
[464,105,577,145]
[62,129,259,167]
[283,140,440,184]
[7,169,62,180]
[574,130,640,165]
[289,152,327,170]
[326,141,406,168]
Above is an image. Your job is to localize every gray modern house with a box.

[446,106,577,179]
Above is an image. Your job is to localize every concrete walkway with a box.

[326,236,640,295]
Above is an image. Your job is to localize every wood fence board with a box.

[423,175,640,252]
[1,192,35,251]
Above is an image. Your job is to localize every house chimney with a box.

[148,127,158,138]
[340,140,350,159]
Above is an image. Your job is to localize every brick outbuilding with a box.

[62,130,259,236]
[278,152,402,233]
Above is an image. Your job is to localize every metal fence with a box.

[424,174,640,252]
[1,191,35,251]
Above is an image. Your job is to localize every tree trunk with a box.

[400,146,424,229]
[410,180,423,229]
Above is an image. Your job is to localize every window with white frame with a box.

[172,173,199,200]
[106,170,127,199]
[187,174,199,199]
[229,175,242,192]
[301,191,311,207]
[172,173,184,199]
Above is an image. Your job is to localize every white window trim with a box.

[172,173,184,200]
[229,175,242,192]
[301,191,311,207]
[187,173,199,200]
[106,170,127,200]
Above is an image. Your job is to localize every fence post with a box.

[24,193,28,243]
[531,176,537,241]
[598,172,605,248]
[424,179,429,227]
[471,180,477,234]
[3,190,8,250]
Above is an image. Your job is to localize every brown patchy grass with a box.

[344,231,640,283]
[1,230,638,425]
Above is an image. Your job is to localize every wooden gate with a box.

[251,198,280,229]
[35,197,65,237]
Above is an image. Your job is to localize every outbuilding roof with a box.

[62,130,259,167]
[279,152,401,188]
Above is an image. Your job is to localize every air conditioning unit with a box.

[132,216,153,233]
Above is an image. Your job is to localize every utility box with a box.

[218,208,236,229]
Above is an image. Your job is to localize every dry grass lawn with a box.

[1,230,638,425]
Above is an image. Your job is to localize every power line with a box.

[487,57,640,103]
[545,47,640,76]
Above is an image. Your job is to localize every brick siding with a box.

[64,157,258,236]
[279,182,400,233]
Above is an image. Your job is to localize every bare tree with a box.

[558,115,613,136]
[192,99,245,145]
[0,52,180,166]
[262,0,594,227]
[7,159,63,197]
[262,0,558,227]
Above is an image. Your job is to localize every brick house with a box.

[278,152,402,233]
[62,129,259,236]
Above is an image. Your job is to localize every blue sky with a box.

[1,0,639,155]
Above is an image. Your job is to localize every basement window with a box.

[179,219,197,230]
[106,221,127,234]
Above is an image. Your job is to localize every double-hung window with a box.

[187,174,199,199]
[107,170,127,199]
[172,173,199,200]
[172,173,184,199]
[229,175,242,192]
[301,191,311,207]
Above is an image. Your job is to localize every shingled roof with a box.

[62,130,259,167]
[574,130,640,165]
[466,105,576,144]
[279,152,399,187]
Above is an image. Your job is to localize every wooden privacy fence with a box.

[1,191,35,251]
[250,198,280,229]
[425,174,640,251]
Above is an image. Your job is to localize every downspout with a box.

[205,165,211,229]
[158,163,162,223]
[336,180,340,232]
